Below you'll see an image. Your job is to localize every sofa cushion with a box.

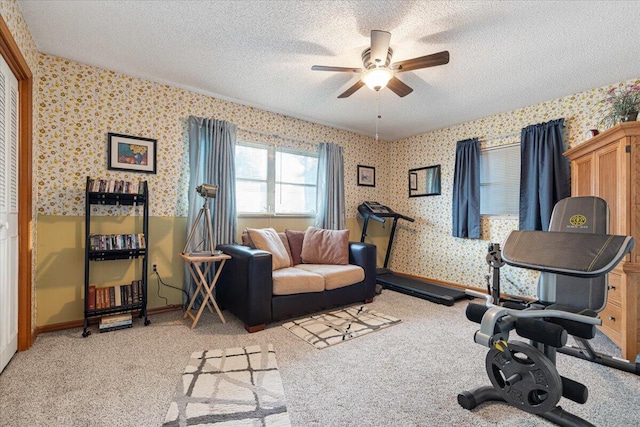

[285,229,305,265]
[295,264,365,290]
[278,232,294,265]
[272,267,325,295]
[300,226,349,265]
[246,228,292,270]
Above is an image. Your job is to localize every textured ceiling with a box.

[18,0,640,141]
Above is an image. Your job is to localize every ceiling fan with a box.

[312,30,449,98]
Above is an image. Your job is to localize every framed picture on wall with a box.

[357,165,375,187]
[108,133,157,174]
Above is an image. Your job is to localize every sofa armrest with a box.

[349,242,377,300]
[216,244,273,329]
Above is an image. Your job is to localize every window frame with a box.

[235,141,318,218]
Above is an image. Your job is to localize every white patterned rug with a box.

[163,344,290,426]
[282,305,401,349]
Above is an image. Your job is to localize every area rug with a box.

[282,305,401,349]
[163,344,291,427]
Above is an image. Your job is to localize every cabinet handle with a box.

[608,285,616,290]
[608,316,616,322]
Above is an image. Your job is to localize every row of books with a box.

[88,233,146,251]
[88,178,144,194]
[99,313,133,333]
[87,280,144,310]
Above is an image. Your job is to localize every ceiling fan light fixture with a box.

[361,67,394,91]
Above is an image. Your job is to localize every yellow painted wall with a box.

[36,215,186,326]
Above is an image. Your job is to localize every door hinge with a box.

[626,145,631,153]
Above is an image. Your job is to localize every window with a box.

[480,144,520,216]
[235,143,318,215]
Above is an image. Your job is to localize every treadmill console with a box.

[363,201,391,214]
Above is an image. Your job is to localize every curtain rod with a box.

[479,121,567,143]
[239,126,319,147]
[478,130,521,143]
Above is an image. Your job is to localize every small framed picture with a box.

[108,133,157,174]
[357,165,375,187]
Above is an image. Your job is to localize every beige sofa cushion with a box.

[300,226,349,265]
[246,228,292,270]
[295,264,365,290]
[272,267,325,295]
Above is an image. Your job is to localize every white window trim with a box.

[236,141,318,217]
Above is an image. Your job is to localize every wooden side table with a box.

[180,252,231,329]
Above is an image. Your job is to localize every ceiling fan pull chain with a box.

[375,91,381,141]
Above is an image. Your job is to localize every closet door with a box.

[0,53,19,374]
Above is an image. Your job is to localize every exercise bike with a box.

[459,196,635,426]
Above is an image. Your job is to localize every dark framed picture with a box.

[357,165,375,187]
[108,133,157,174]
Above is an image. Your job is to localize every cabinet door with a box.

[571,154,594,196]
[0,54,18,374]
[595,142,626,235]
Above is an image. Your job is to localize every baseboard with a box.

[35,304,183,335]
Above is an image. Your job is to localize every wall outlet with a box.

[152,263,158,273]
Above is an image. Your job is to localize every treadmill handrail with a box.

[358,204,385,223]
[358,203,415,223]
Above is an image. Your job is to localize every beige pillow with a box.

[246,228,292,270]
[300,226,350,265]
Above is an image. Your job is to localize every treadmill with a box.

[358,202,468,306]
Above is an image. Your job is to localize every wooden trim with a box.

[35,305,183,335]
[0,16,33,351]
[564,122,640,159]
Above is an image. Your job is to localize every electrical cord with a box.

[153,270,189,310]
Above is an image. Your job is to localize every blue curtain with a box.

[519,118,570,231]
[452,138,480,238]
[186,116,237,303]
[315,142,345,230]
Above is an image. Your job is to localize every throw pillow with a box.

[285,229,305,265]
[246,228,292,270]
[241,228,253,247]
[277,232,294,266]
[300,226,349,265]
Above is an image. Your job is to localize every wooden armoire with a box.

[564,121,640,361]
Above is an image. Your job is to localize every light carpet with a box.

[163,343,290,427]
[282,304,401,349]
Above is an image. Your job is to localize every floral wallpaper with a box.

[35,54,383,218]
[34,39,639,299]
[380,77,640,298]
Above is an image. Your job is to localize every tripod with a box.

[183,196,214,255]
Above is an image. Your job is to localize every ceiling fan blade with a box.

[370,30,391,65]
[386,77,413,97]
[338,80,365,98]
[392,50,450,73]
[312,65,362,73]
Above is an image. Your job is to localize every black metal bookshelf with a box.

[82,176,150,337]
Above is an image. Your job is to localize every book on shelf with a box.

[92,280,143,310]
[89,233,146,251]
[87,285,96,310]
[99,323,133,333]
[101,313,132,326]
[88,178,144,195]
